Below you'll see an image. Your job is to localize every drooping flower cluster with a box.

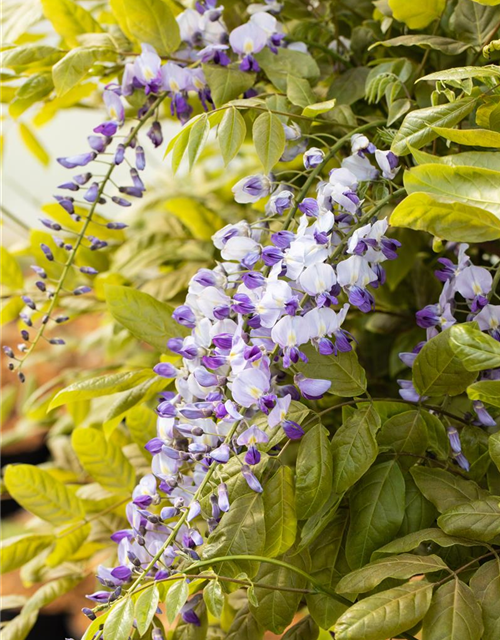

[87,135,401,611]
[398,243,499,470]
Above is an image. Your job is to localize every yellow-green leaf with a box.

[187,113,210,170]
[218,106,246,165]
[0,534,54,574]
[103,597,134,640]
[46,523,91,567]
[53,47,114,96]
[0,247,24,290]
[4,464,84,525]
[432,126,500,147]
[41,0,104,48]
[112,0,180,55]
[302,98,336,118]
[252,111,286,173]
[18,123,50,166]
[390,192,500,242]
[388,0,447,29]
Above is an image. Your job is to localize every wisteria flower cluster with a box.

[85,134,402,615]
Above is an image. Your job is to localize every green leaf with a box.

[306,511,349,629]
[404,164,500,217]
[46,523,91,567]
[2,44,64,69]
[452,0,500,47]
[0,534,53,574]
[450,324,500,371]
[41,0,104,48]
[467,380,500,408]
[490,432,500,473]
[187,114,209,170]
[218,107,246,165]
[203,580,224,619]
[390,192,500,242]
[49,369,155,410]
[470,0,500,5]
[226,605,264,640]
[263,466,297,557]
[9,73,54,119]
[327,67,370,106]
[53,47,114,96]
[334,581,434,640]
[202,65,255,108]
[422,579,483,640]
[410,466,487,513]
[117,0,180,54]
[296,424,333,520]
[249,551,308,634]
[72,427,136,494]
[373,527,480,560]
[166,580,189,624]
[252,111,286,173]
[331,405,381,494]
[255,48,319,92]
[470,559,500,640]
[103,597,134,640]
[432,126,500,148]
[379,410,428,467]
[4,464,84,525]
[372,35,472,55]
[296,346,367,397]
[282,616,319,640]
[105,285,188,352]
[346,461,406,569]
[337,553,447,594]
[438,496,500,541]
[420,66,500,82]
[126,405,157,459]
[0,247,24,290]
[18,123,50,166]
[391,98,476,155]
[171,125,191,173]
[286,74,315,107]
[298,492,343,553]
[302,99,337,118]
[412,328,478,397]
[388,0,446,28]
[410,147,500,171]
[203,492,266,578]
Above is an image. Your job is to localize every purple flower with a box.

[283,420,304,439]
[153,363,178,378]
[57,152,96,169]
[173,305,197,328]
[232,174,271,204]
[303,147,324,170]
[298,197,319,217]
[294,374,331,400]
[232,368,270,407]
[241,464,263,493]
[103,88,124,124]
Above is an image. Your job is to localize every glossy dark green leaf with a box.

[203,491,266,578]
[413,328,478,397]
[470,559,500,640]
[422,579,483,640]
[334,581,434,640]
[263,466,297,557]
[296,346,367,397]
[337,553,447,594]
[332,404,381,493]
[438,496,500,541]
[398,475,438,537]
[296,424,333,520]
[372,527,480,560]
[346,461,406,569]
[410,466,487,513]
[226,604,264,640]
[255,47,319,92]
[378,410,427,466]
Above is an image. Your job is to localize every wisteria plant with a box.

[1,0,500,639]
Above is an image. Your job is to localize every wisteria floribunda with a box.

[83,130,405,614]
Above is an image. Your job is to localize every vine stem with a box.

[16,93,168,372]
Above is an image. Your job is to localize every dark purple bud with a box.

[298,197,319,217]
[31,265,47,278]
[261,246,283,266]
[20,330,29,341]
[57,152,96,169]
[18,372,26,383]
[241,465,263,493]
[80,266,98,275]
[231,293,254,315]
[283,420,304,440]
[212,333,233,350]
[271,230,295,249]
[49,338,65,345]
[114,144,125,165]
[242,271,266,289]
[40,218,62,232]
[153,363,178,378]
[119,186,143,198]
[82,608,96,621]
[55,316,69,323]
[3,346,14,358]
[20,313,33,327]
[147,121,163,148]
[73,286,92,295]
[73,172,92,185]
[111,197,131,208]
[145,438,164,454]
[22,296,36,310]
[56,198,75,215]
[58,181,79,191]
[136,146,146,170]
[130,168,145,191]
[416,304,439,329]
[84,182,100,203]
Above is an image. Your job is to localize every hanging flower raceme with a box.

[85,133,402,614]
